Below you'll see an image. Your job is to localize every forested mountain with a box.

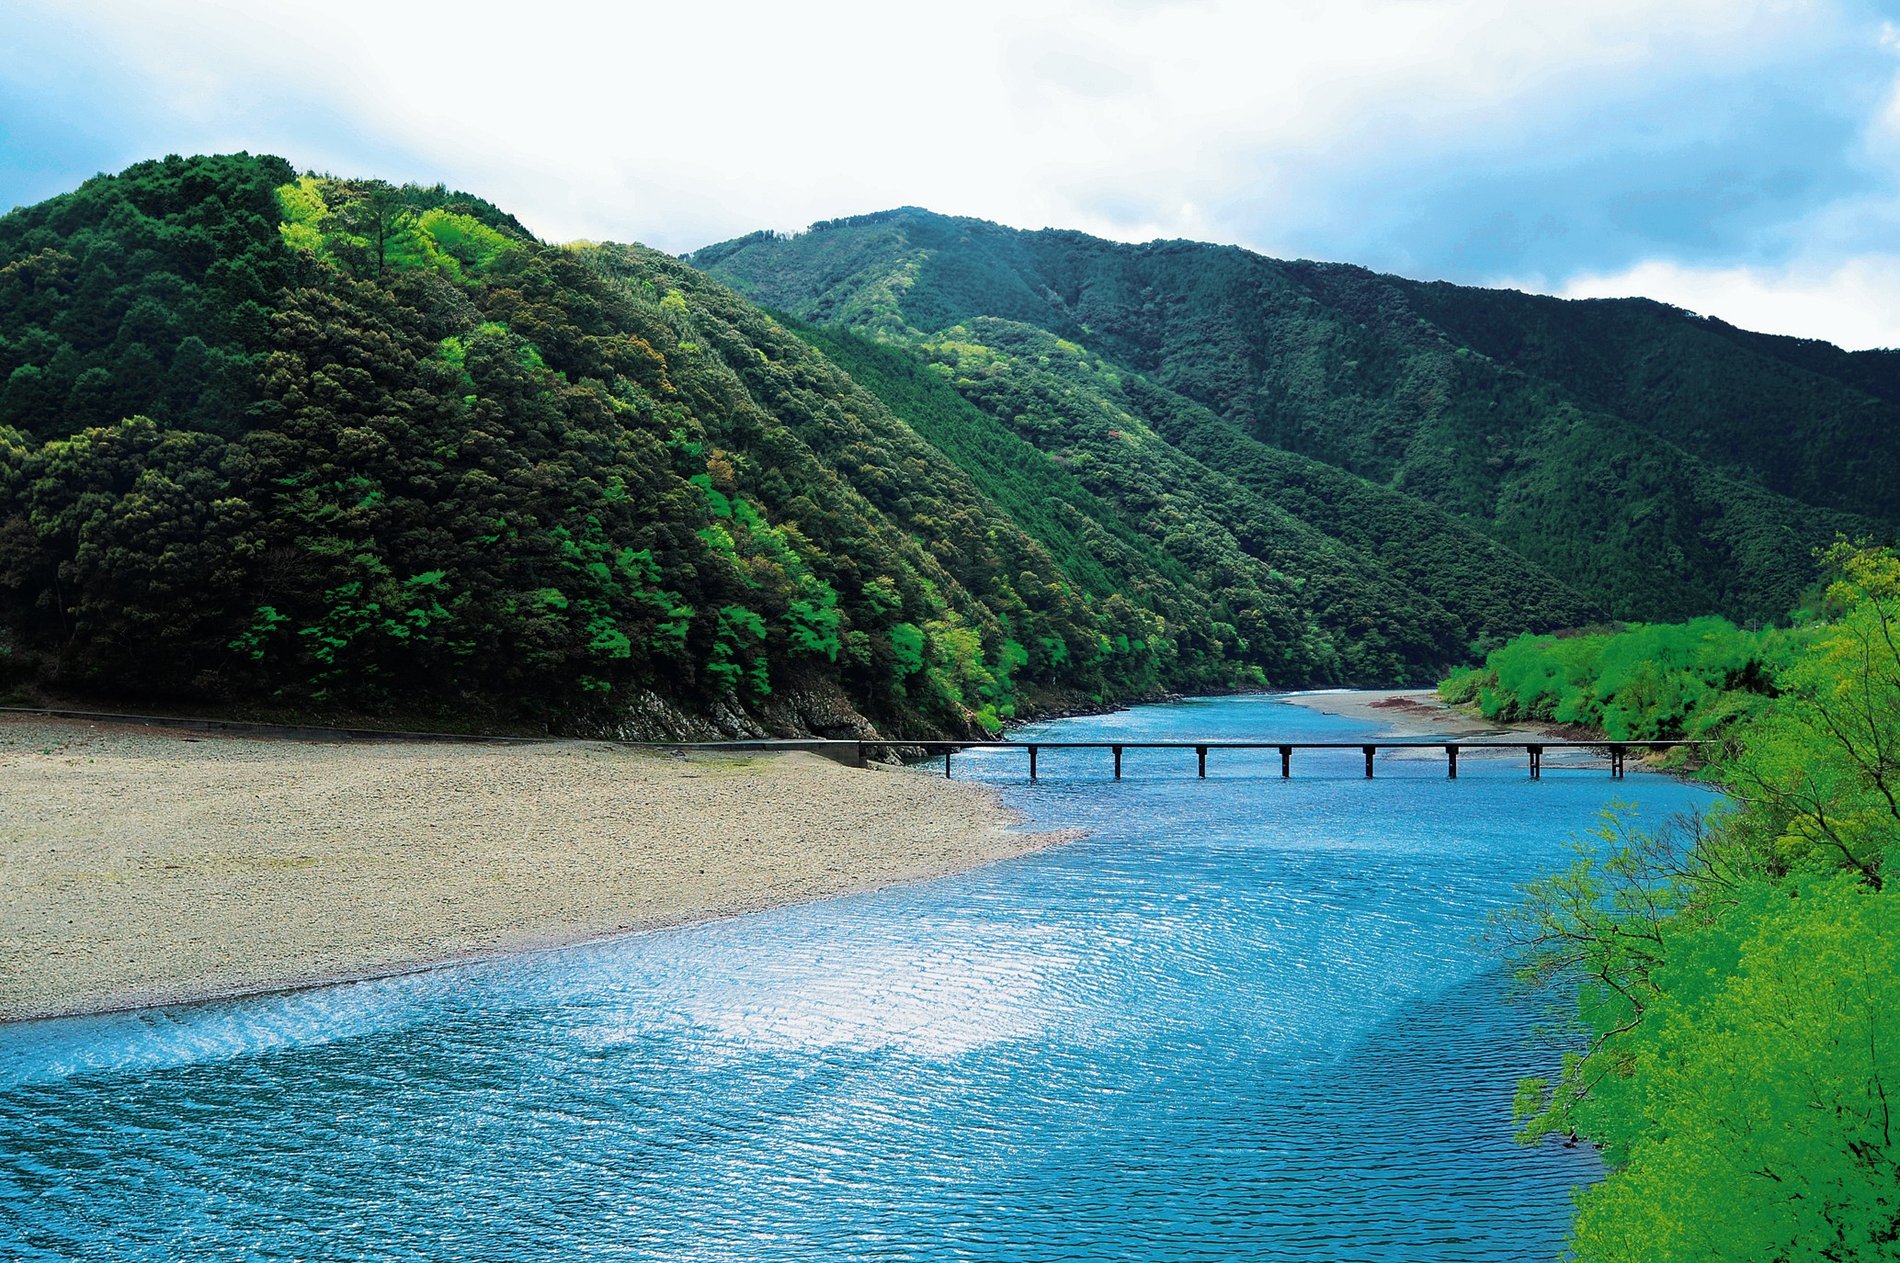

[0,155,1593,738]
[11,161,1863,737]
[0,157,1165,736]
[691,208,1894,625]
[794,316,1595,682]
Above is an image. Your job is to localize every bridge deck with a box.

[859,738,1709,780]
[0,706,1708,780]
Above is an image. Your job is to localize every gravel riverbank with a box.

[0,718,1061,1022]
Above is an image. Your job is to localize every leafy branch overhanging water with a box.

[1483,542,1900,1261]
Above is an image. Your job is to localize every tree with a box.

[329,180,419,279]
[1500,543,1900,1262]
[1725,542,1900,889]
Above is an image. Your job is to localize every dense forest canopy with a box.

[0,157,1159,736]
[0,156,1627,736]
[3,159,1890,737]
[692,207,1895,626]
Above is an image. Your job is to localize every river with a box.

[0,695,1717,1260]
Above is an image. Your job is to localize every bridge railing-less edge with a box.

[858,739,1711,781]
[0,707,1707,780]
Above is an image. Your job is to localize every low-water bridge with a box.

[0,706,1709,780]
[862,739,1709,780]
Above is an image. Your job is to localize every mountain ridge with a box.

[0,155,1608,739]
[690,206,1892,625]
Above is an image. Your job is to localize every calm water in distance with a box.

[0,695,1718,1261]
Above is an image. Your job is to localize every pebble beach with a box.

[0,718,1060,1021]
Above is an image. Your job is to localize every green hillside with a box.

[692,208,1891,624]
[0,157,1208,735]
[806,316,1598,681]
[10,163,1870,737]
[0,155,1597,738]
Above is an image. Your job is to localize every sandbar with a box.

[0,718,1063,1022]
[1280,687,1505,738]
[1283,686,1629,773]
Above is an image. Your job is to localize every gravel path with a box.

[0,718,1061,1021]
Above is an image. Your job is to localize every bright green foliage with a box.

[229,604,289,661]
[277,178,327,254]
[1494,544,1900,1261]
[920,614,995,715]
[707,605,769,700]
[694,208,1894,626]
[1567,876,1898,1262]
[1724,543,1900,887]
[786,587,840,661]
[414,209,519,276]
[888,622,926,675]
[273,176,529,283]
[1443,616,1802,743]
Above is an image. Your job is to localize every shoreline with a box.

[1283,686,1700,776]
[0,716,1070,1025]
[1276,687,1508,739]
[1,687,1637,1027]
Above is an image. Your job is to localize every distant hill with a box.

[691,207,1893,625]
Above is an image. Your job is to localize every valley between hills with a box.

[4,154,1899,1262]
[4,156,1893,741]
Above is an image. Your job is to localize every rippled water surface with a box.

[1,696,1717,1261]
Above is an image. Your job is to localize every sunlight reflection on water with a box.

[0,695,1717,1261]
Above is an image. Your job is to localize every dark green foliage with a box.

[692,209,1891,626]
[0,152,294,440]
[13,161,1888,734]
[901,316,1491,683]
[0,157,1233,735]
[1099,358,1599,650]
[1399,284,1900,522]
[789,319,1190,607]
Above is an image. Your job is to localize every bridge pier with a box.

[868,737,1703,783]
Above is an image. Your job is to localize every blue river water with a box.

[0,695,1717,1261]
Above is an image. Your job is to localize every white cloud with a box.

[1552,254,1900,350]
[13,0,1850,251]
[12,0,1900,354]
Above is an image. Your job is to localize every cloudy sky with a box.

[5,0,1898,348]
